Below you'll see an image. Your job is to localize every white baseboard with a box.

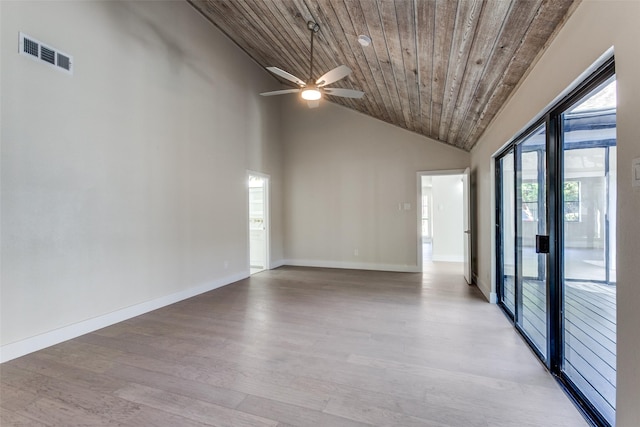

[282,259,420,273]
[269,259,286,269]
[0,270,249,363]
[475,277,497,303]
[489,292,498,304]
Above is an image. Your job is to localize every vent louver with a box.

[40,46,55,64]
[19,32,73,75]
[57,53,71,71]
[23,37,39,57]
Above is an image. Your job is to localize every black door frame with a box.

[495,58,616,427]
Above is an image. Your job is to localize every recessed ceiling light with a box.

[357,35,371,47]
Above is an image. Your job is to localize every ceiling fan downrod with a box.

[307,21,320,82]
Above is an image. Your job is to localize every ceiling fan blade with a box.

[307,100,320,109]
[266,67,306,87]
[323,88,365,99]
[316,65,352,87]
[260,89,300,96]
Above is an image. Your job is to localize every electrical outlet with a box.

[224,260,229,269]
[354,249,359,256]
[633,158,640,188]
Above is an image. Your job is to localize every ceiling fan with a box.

[260,21,365,108]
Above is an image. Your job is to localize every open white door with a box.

[248,173,269,275]
[462,167,471,284]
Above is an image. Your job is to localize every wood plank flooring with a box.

[1,264,588,426]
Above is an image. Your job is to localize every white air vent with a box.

[19,32,73,75]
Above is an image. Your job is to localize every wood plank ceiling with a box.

[188,0,578,151]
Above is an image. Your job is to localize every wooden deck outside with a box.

[502,277,616,423]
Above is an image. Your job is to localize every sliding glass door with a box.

[561,77,617,425]
[516,125,548,359]
[497,124,548,360]
[497,151,515,316]
[496,61,616,426]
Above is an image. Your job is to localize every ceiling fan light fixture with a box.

[301,88,322,101]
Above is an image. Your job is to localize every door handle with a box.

[536,235,550,254]
[464,230,471,234]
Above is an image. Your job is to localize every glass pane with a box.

[563,147,607,281]
[516,124,547,358]
[500,152,515,315]
[562,77,616,425]
[608,145,616,283]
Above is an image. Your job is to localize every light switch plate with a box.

[633,158,640,188]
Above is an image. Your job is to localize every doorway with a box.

[418,169,471,282]
[248,172,269,275]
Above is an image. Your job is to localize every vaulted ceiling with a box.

[188,0,578,151]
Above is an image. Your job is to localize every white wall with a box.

[470,1,640,424]
[431,175,464,262]
[0,1,283,359]
[281,98,469,272]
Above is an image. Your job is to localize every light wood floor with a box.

[1,264,588,426]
